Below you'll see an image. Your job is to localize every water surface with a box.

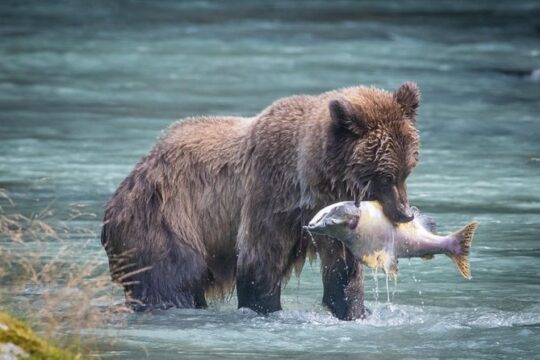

[1,0,539,358]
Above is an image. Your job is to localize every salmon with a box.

[305,201,477,279]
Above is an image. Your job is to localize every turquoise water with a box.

[1,0,539,358]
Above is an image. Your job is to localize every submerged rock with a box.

[529,69,540,82]
[492,68,540,82]
[0,341,29,359]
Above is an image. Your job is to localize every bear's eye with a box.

[380,175,393,186]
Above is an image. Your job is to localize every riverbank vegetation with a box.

[0,188,128,358]
[0,311,80,359]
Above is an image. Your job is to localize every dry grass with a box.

[0,188,133,356]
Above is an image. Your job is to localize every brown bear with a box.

[101,82,420,320]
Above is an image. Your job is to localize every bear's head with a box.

[325,82,420,223]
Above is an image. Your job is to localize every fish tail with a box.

[448,222,478,280]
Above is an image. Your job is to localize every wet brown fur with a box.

[101,82,421,318]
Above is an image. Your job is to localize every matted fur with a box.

[101,83,420,319]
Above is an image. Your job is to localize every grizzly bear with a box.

[101,82,420,320]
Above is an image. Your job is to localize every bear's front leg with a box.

[236,228,286,314]
[236,206,300,314]
[317,237,367,320]
[236,266,282,314]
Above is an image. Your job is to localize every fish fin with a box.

[421,255,434,260]
[448,222,478,280]
[411,206,437,234]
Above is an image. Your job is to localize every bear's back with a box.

[159,116,254,172]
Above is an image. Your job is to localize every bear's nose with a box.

[394,206,414,223]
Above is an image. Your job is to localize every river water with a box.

[1,0,539,358]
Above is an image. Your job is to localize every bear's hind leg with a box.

[122,247,209,311]
[106,224,210,312]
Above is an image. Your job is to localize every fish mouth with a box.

[302,224,325,235]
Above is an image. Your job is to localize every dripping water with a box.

[385,273,391,303]
[371,267,379,302]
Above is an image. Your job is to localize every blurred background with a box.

[0,0,539,358]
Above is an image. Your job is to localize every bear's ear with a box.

[394,81,421,119]
[329,99,367,137]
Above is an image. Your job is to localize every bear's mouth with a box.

[349,180,413,224]
[352,180,373,206]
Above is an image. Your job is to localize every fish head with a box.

[307,201,400,276]
[304,201,360,241]
[306,201,402,277]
